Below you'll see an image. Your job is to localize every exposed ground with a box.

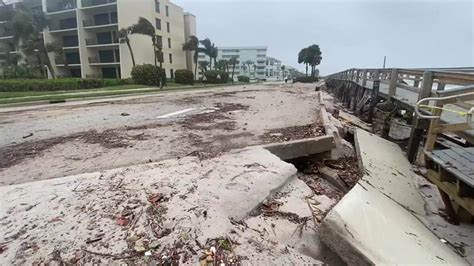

[0,83,322,185]
[0,82,355,265]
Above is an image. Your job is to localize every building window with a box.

[155,0,160,13]
[155,18,161,30]
[166,22,170,33]
[165,5,169,16]
[169,53,173,64]
[167,38,171,48]
[156,35,163,47]
[170,69,174,78]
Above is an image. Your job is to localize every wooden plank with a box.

[426,148,474,187]
[426,169,474,215]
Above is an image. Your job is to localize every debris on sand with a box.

[121,112,130,116]
[22,133,33,139]
[0,129,151,169]
[260,123,325,143]
[179,103,249,131]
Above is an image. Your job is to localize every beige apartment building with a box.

[0,0,196,79]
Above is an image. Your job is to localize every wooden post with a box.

[407,71,434,162]
[362,70,367,87]
[413,76,420,88]
[388,68,399,96]
[352,86,359,111]
[437,83,445,91]
[367,70,380,123]
[355,69,360,83]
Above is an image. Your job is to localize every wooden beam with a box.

[388,68,399,96]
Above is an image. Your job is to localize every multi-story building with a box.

[197,46,268,80]
[0,0,196,79]
[264,56,281,81]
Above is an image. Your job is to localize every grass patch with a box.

[0,82,250,105]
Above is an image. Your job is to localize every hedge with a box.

[174,69,194,85]
[131,64,166,86]
[293,76,319,83]
[0,78,133,92]
[237,75,250,83]
[204,70,229,84]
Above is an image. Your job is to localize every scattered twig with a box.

[82,249,134,260]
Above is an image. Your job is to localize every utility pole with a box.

[383,56,386,69]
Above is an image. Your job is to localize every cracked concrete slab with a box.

[319,129,467,265]
[0,147,340,264]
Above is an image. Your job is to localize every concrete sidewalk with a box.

[319,129,467,265]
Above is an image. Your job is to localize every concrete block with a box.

[263,135,335,160]
[319,166,348,192]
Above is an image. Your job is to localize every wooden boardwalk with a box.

[327,67,474,222]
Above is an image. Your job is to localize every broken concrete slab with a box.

[319,129,467,265]
[262,135,335,160]
[355,129,426,215]
[319,166,348,193]
[319,183,467,265]
[0,148,301,264]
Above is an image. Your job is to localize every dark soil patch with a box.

[0,129,151,169]
[179,103,249,131]
[124,123,167,131]
[185,132,253,160]
[260,123,325,143]
[289,155,362,200]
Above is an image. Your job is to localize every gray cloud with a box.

[174,0,473,75]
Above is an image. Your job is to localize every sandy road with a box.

[0,82,322,185]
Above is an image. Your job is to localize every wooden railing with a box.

[326,67,474,162]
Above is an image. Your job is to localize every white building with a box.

[264,56,281,81]
[0,0,196,79]
[197,46,268,80]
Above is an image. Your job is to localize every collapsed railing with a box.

[325,67,474,222]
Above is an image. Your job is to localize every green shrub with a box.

[103,78,133,87]
[2,65,43,79]
[293,76,319,83]
[131,64,166,86]
[174,69,194,85]
[204,70,229,84]
[0,78,136,92]
[237,75,250,83]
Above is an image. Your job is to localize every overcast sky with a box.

[174,0,473,75]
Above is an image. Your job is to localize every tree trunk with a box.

[36,54,46,78]
[231,64,235,84]
[39,45,55,79]
[209,57,212,70]
[193,50,198,79]
[305,64,308,77]
[126,39,136,67]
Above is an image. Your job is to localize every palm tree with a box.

[119,27,135,67]
[11,3,55,78]
[131,17,159,66]
[182,35,199,78]
[298,48,309,77]
[130,17,163,88]
[281,65,286,80]
[210,45,218,70]
[229,56,238,84]
[198,61,209,76]
[199,38,216,69]
[45,41,71,77]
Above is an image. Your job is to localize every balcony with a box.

[82,0,116,8]
[55,57,81,66]
[0,30,14,40]
[85,37,119,46]
[83,18,118,29]
[47,1,77,14]
[49,23,78,33]
[0,48,17,54]
[88,56,119,65]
